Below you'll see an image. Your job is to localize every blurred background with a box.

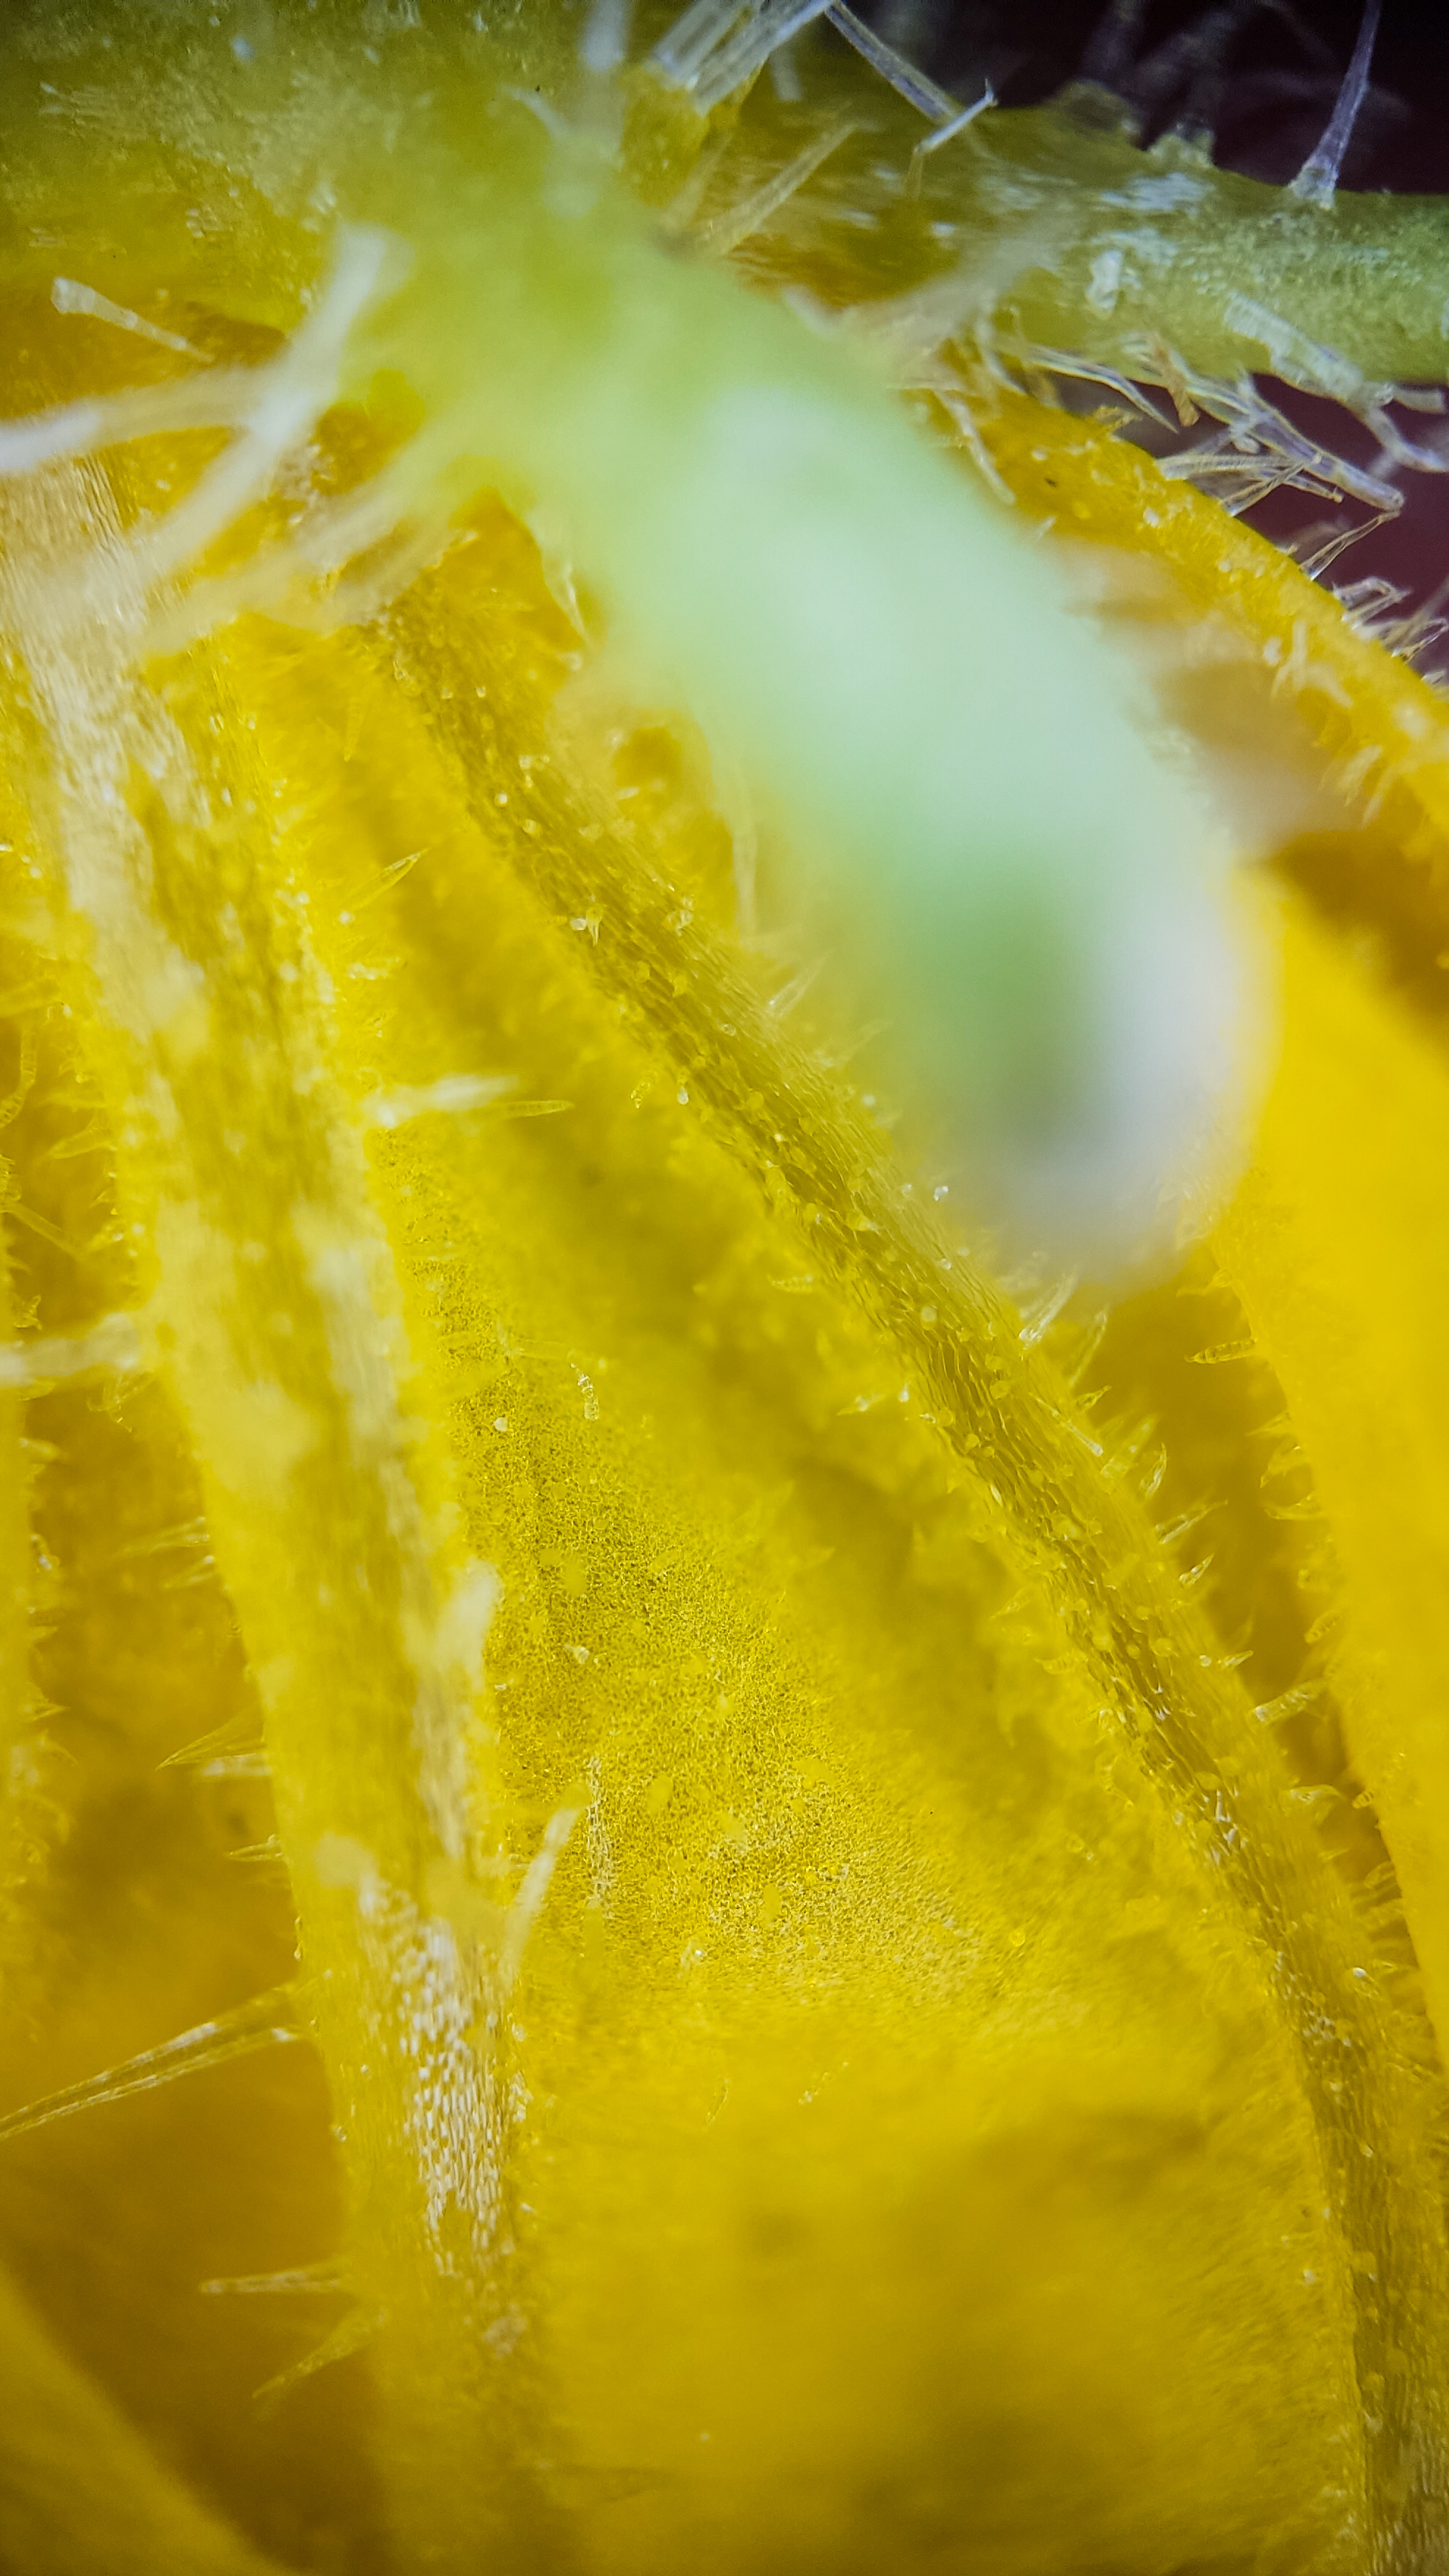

[856,0,1448,185]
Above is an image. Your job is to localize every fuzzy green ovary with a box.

[57,53,1241,1255]
[331,129,1230,1223]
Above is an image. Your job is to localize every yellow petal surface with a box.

[3,32,1449,2576]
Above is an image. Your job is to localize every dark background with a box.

[860,0,1449,188]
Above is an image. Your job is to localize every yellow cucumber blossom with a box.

[1,6,1448,2573]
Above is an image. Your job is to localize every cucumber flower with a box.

[1,6,1448,2572]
